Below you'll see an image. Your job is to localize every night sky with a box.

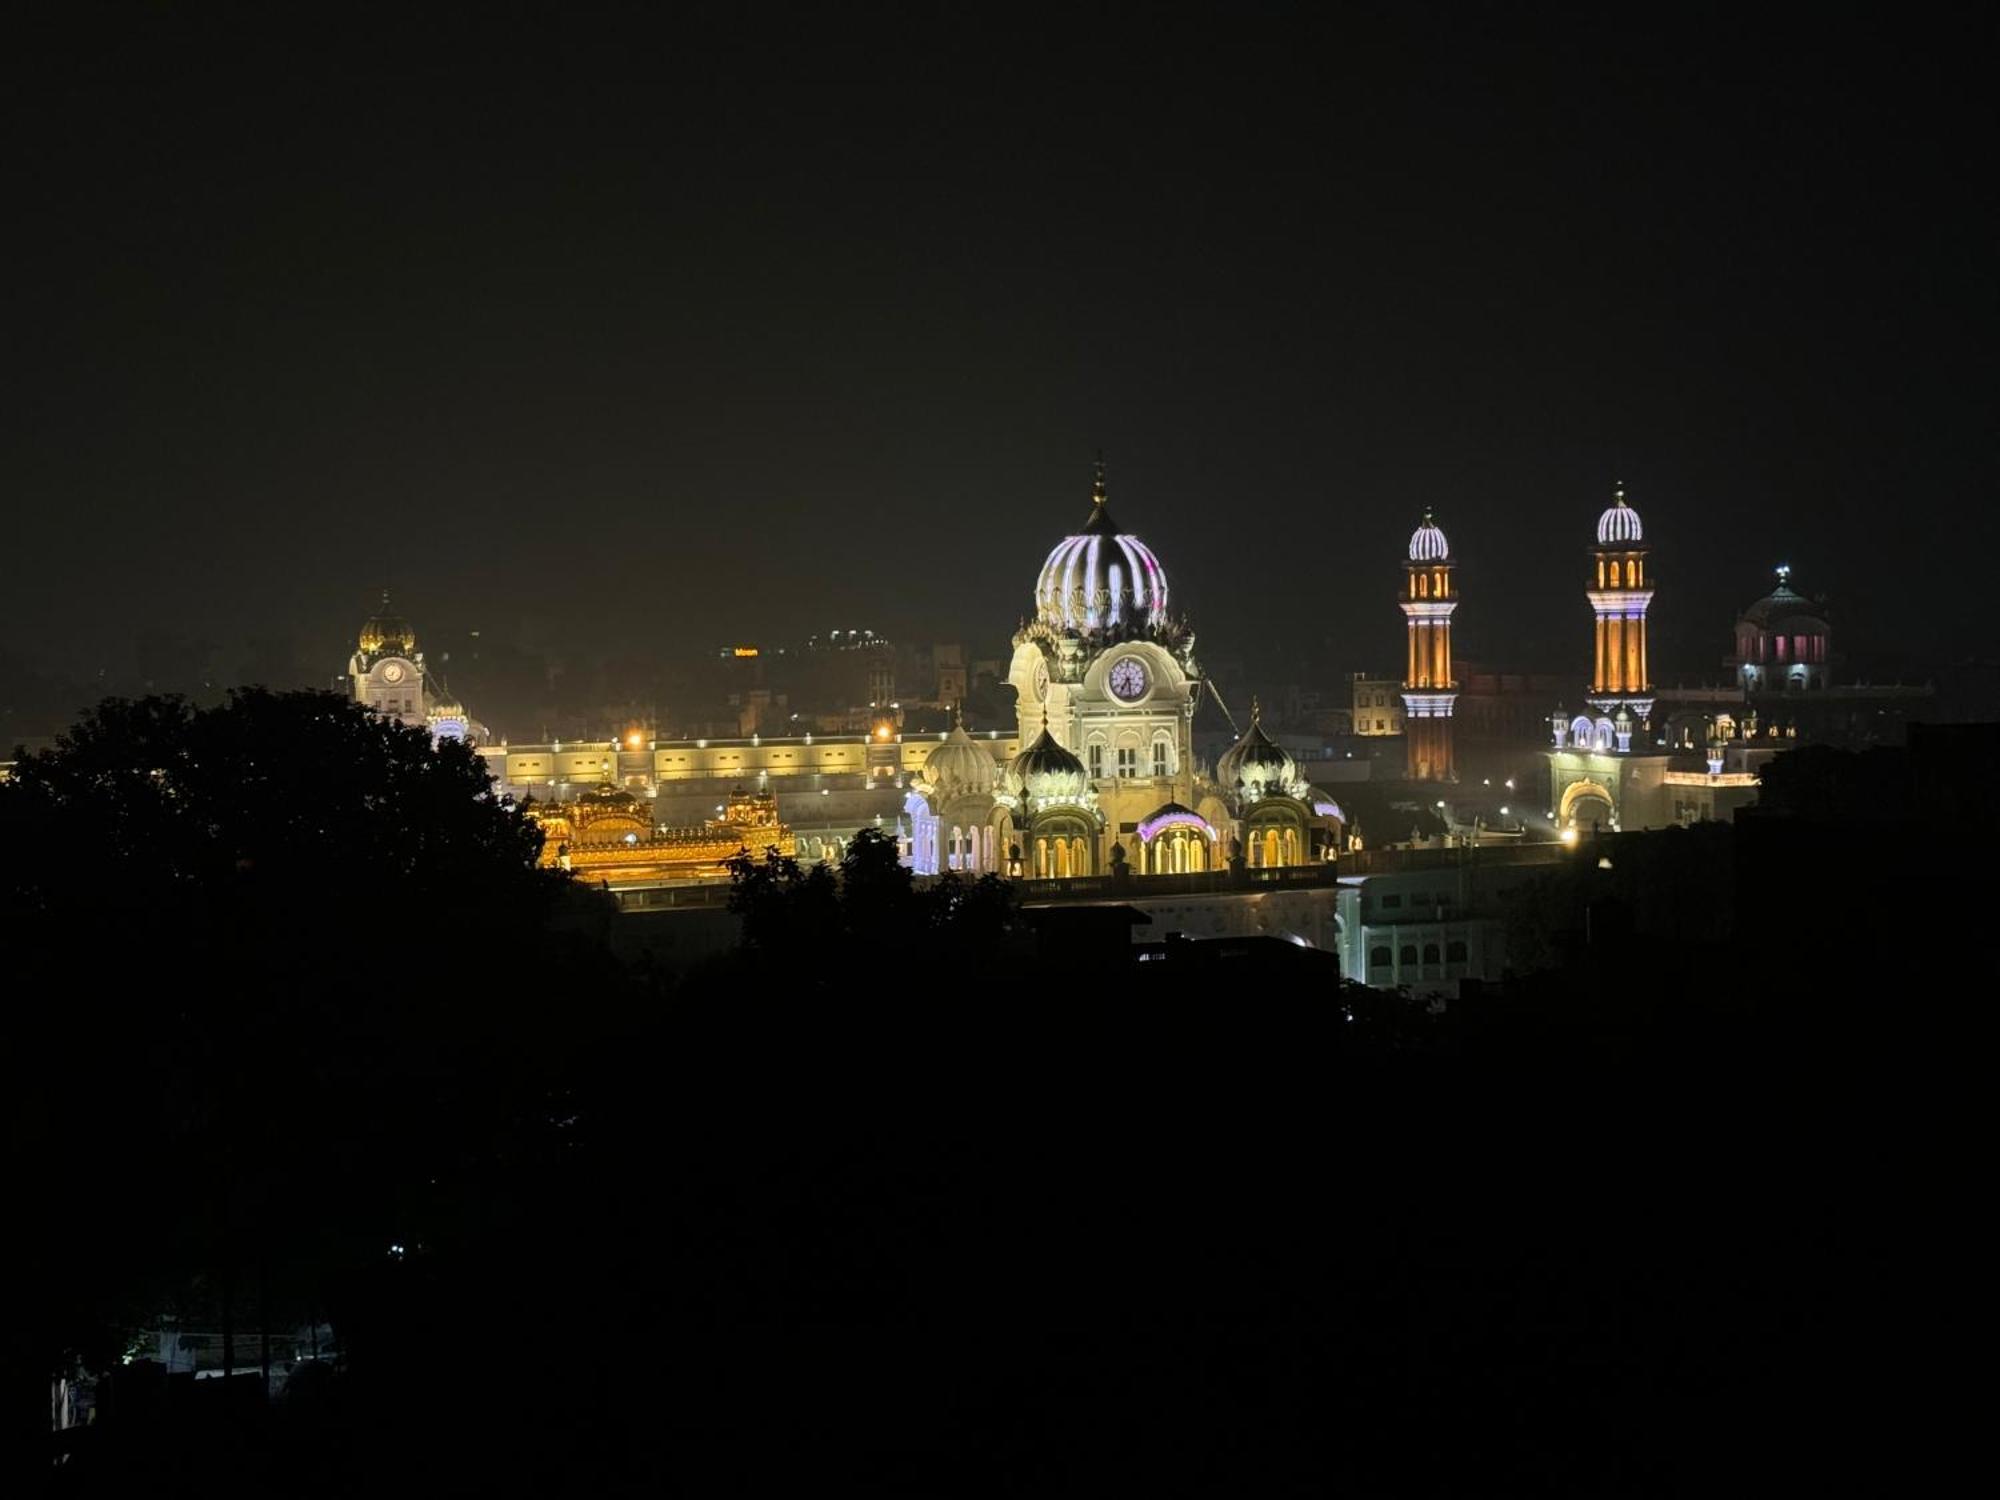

[6,5,1991,717]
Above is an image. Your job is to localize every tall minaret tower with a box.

[1399,509,1458,781]
[1586,483,1654,724]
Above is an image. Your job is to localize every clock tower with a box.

[1004,464,1211,863]
[348,590,428,725]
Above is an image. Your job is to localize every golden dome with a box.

[358,590,415,655]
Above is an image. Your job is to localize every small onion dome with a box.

[1215,700,1296,797]
[1033,463,1169,632]
[1408,509,1450,562]
[1009,722,1089,802]
[921,708,999,797]
[1305,786,1346,821]
[1597,484,1643,545]
[358,589,415,654]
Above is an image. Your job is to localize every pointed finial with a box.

[1613,481,1627,505]
[1250,695,1262,724]
[953,699,966,730]
[1092,454,1107,507]
[1775,562,1791,586]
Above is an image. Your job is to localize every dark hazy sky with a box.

[6,4,1992,690]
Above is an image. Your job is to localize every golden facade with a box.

[530,786,795,886]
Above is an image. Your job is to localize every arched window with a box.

[1422,943,1441,965]
[1418,572,1429,598]
[1398,944,1418,966]
[1262,829,1281,868]
[1446,940,1468,963]
[1152,738,1170,777]
[1369,946,1391,968]
[1035,837,1049,878]
[1071,836,1088,875]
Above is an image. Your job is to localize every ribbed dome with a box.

[921,709,999,797]
[1215,702,1296,798]
[358,590,415,654]
[1596,485,1644,545]
[1408,509,1450,561]
[1033,464,1169,632]
[1009,722,1089,802]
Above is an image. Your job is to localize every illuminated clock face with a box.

[1032,660,1049,702]
[1108,656,1149,702]
[381,661,405,684]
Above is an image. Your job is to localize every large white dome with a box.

[920,710,998,798]
[1597,484,1643,545]
[1033,468,1169,632]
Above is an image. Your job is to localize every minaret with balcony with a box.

[1400,509,1458,781]
[1586,483,1654,725]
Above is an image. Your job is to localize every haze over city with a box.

[6,6,1989,741]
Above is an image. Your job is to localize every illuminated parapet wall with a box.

[1399,509,1458,781]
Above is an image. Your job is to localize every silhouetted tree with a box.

[4,688,616,1402]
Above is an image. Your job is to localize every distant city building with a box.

[1399,509,1458,780]
[1727,564,1830,692]
[1351,675,1404,736]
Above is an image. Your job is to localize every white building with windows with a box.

[904,465,1343,878]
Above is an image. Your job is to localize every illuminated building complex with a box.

[902,465,1344,878]
[1399,509,1458,781]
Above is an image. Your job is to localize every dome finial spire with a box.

[1251,695,1262,724]
[1092,453,1106,508]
